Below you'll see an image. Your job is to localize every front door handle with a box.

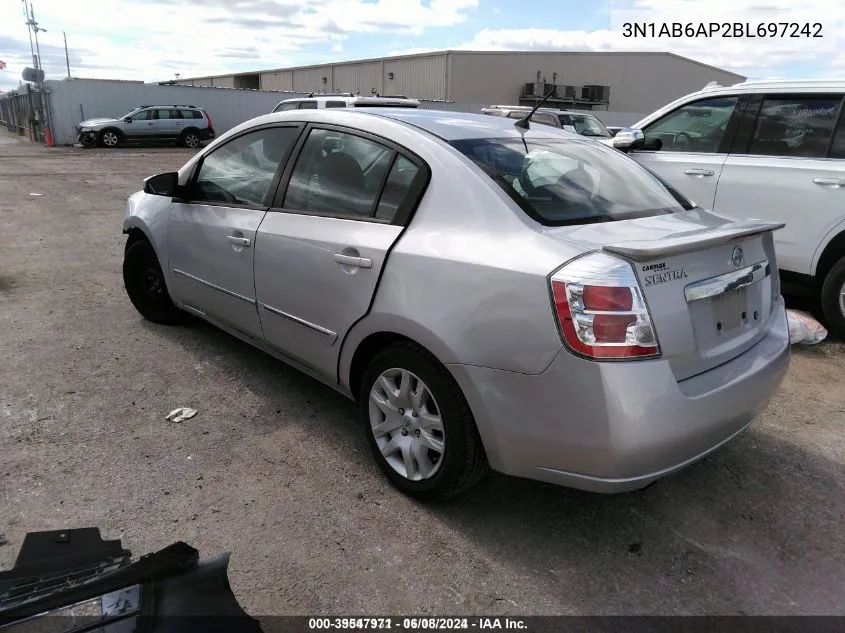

[227,235,251,247]
[813,177,844,187]
[683,168,714,177]
[333,253,372,268]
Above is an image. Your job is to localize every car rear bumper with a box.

[199,127,215,140]
[447,299,790,493]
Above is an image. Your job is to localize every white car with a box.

[272,93,420,112]
[614,79,845,338]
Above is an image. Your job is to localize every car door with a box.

[166,124,304,340]
[630,94,747,209]
[712,92,845,275]
[254,125,428,378]
[151,108,180,140]
[126,108,155,140]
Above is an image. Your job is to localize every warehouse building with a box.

[170,50,745,115]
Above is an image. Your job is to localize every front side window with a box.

[450,137,686,226]
[298,101,318,109]
[746,95,842,158]
[193,127,299,206]
[282,128,393,217]
[132,109,153,121]
[643,96,739,153]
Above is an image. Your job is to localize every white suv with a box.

[616,79,845,337]
[272,93,420,112]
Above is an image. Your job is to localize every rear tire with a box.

[123,238,189,325]
[820,257,845,340]
[359,342,489,500]
[182,130,201,148]
[98,129,122,148]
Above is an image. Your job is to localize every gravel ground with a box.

[1,132,844,616]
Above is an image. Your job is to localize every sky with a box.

[0,0,843,92]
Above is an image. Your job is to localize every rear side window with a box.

[325,101,348,108]
[746,95,842,158]
[298,101,318,109]
[450,137,685,226]
[375,156,421,221]
[830,114,845,158]
[180,109,202,119]
[282,128,393,218]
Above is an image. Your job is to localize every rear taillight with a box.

[549,252,660,360]
[204,110,213,128]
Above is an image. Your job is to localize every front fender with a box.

[122,191,173,287]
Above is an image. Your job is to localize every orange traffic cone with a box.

[45,127,54,147]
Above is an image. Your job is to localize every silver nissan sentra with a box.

[122,108,791,499]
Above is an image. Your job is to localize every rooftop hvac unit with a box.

[524,82,536,96]
[561,85,577,99]
[581,85,611,102]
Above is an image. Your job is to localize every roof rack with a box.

[305,92,354,98]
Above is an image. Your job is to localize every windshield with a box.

[561,114,611,137]
[449,137,687,226]
[122,107,143,119]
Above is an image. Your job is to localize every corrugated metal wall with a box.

[448,52,745,114]
[383,55,446,99]
[45,78,301,145]
[291,68,328,93]
[331,62,381,95]
[261,71,293,91]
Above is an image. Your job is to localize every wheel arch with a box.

[814,225,845,286]
[347,330,450,405]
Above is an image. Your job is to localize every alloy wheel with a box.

[103,132,119,147]
[368,368,445,481]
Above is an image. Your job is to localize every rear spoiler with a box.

[602,221,785,261]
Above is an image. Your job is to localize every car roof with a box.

[484,106,599,116]
[353,108,582,141]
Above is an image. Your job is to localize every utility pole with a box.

[25,1,53,144]
[63,31,71,78]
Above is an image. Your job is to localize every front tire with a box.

[820,257,845,340]
[182,130,201,148]
[98,129,122,148]
[359,342,489,500]
[123,238,188,325]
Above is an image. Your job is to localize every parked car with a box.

[122,108,790,499]
[481,105,614,139]
[272,93,420,112]
[613,79,845,338]
[77,105,215,149]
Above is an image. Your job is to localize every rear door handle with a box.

[813,177,844,187]
[333,253,372,268]
[226,235,251,247]
[683,168,714,177]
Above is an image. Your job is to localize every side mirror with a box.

[611,128,645,150]
[123,116,132,123]
[144,172,179,197]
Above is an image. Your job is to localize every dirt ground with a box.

[1,131,844,616]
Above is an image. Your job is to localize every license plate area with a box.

[711,287,748,334]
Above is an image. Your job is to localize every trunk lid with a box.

[544,210,784,381]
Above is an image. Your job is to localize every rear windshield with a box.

[560,114,611,137]
[449,137,687,226]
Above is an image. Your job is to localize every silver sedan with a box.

[122,108,791,499]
